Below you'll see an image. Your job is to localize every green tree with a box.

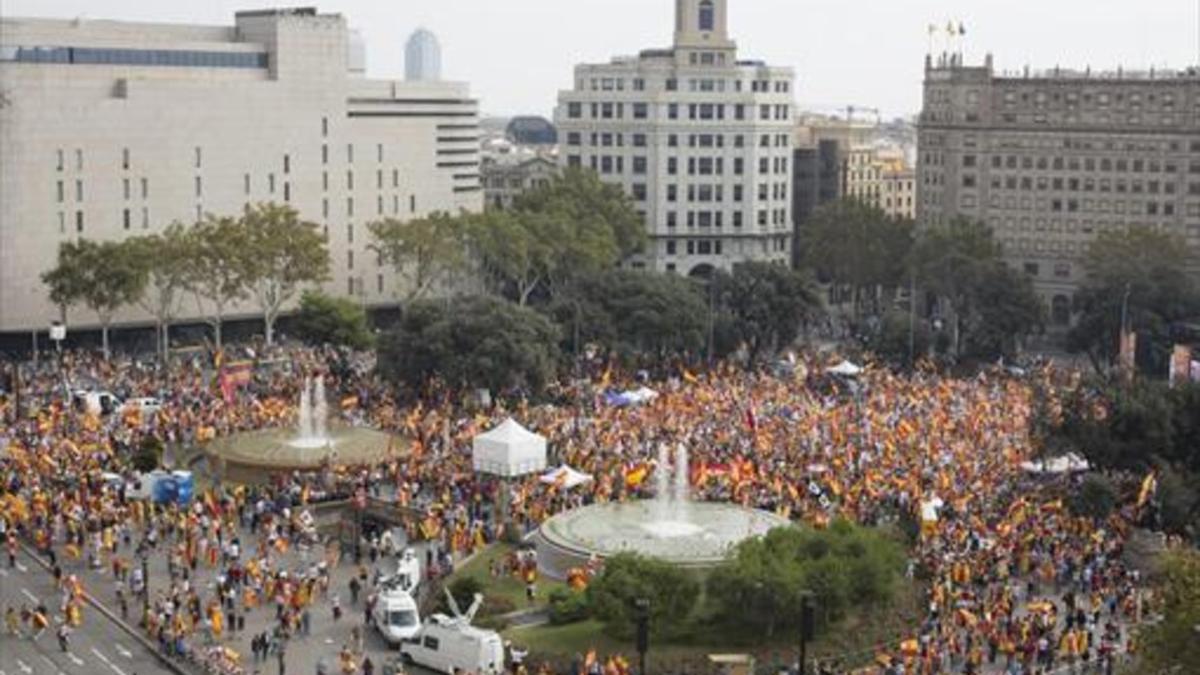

[293,291,374,349]
[468,209,555,306]
[369,212,471,303]
[707,522,904,639]
[586,553,700,641]
[377,296,561,392]
[1068,227,1198,372]
[911,218,1040,359]
[1067,473,1118,521]
[239,203,331,346]
[127,223,194,362]
[511,168,646,296]
[42,239,147,360]
[1136,551,1200,673]
[964,262,1044,360]
[547,270,707,362]
[714,262,823,363]
[182,215,250,350]
[799,200,914,319]
[869,310,931,366]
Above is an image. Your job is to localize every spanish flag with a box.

[1137,472,1157,508]
[682,369,700,385]
[624,464,649,488]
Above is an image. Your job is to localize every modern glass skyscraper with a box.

[405,28,442,82]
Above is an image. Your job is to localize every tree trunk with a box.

[101,322,110,361]
[161,321,171,364]
[214,319,223,351]
[265,311,275,347]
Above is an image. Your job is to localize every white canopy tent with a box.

[539,465,594,490]
[826,360,863,377]
[472,418,548,478]
[1020,453,1090,475]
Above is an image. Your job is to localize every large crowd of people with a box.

[0,342,1165,675]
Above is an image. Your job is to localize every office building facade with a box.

[0,8,481,335]
[917,53,1200,326]
[555,0,796,276]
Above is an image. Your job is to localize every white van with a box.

[399,615,505,675]
[72,390,121,416]
[372,588,421,646]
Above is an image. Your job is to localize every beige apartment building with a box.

[555,0,796,276]
[0,8,481,335]
[917,53,1200,326]
[846,146,916,220]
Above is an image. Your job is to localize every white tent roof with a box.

[472,418,548,478]
[1021,453,1090,475]
[538,465,594,490]
[826,360,863,377]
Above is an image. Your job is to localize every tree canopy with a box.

[239,202,331,346]
[42,239,147,359]
[586,553,700,641]
[911,218,1042,360]
[799,199,913,318]
[713,261,822,364]
[370,211,471,303]
[1068,226,1199,371]
[377,295,561,393]
[293,291,374,350]
[707,522,905,640]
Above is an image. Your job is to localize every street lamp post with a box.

[140,551,150,627]
[635,597,650,675]
[798,592,815,675]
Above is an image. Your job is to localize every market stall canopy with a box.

[826,360,863,377]
[603,386,659,407]
[472,418,548,478]
[1020,453,1090,475]
[539,465,594,490]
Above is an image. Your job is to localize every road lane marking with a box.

[114,644,132,659]
[14,562,27,573]
[20,588,39,603]
[91,648,128,675]
[66,653,84,667]
[13,660,31,675]
[40,655,67,675]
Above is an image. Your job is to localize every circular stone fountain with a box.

[207,377,397,484]
[533,445,790,578]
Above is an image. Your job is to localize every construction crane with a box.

[843,105,883,126]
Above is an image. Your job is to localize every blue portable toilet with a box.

[152,476,179,505]
[171,470,195,505]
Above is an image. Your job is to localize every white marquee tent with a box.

[472,418,548,478]
[826,360,863,377]
[538,465,594,490]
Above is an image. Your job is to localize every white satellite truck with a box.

[399,589,505,675]
[372,583,421,646]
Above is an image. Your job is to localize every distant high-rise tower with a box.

[405,28,442,81]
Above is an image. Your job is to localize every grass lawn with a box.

[446,543,567,613]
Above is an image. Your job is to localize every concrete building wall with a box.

[917,53,1200,326]
[555,0,795,276]
[0,9,481,334]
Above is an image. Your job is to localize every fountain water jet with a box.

[292,377,333,450]
[640,443,702,539]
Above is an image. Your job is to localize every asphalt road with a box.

[0,552,176,675]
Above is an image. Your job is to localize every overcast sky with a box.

[5,0,1198,118]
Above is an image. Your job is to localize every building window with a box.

[377,144,384,163]
[322,116,329,137]
[122,148,130,170]
[123,178,131,200]
[633,103,648,119]
[322,144,329,165]
[75,211,84,232]
[194,146,202,169]
[347,171,354,190]
[284,154,291,174]
[141,207,149,229]
[75,180,83,202]
[347,144,354,163]
[75,149,83,171]
[269,174,276,193]
[347,198,354,217]
[567,102,582,119]
[195,176,203,197]
[698,0,715,31]
[244,174,251,195]
[141,178,149,199]
[347,250,355,270]
[123,208,131,230]
[410,196,417,213]
[284,182,291,202]
[58,212,65,233]
[56,181,64,203]
[56,149,64,172]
